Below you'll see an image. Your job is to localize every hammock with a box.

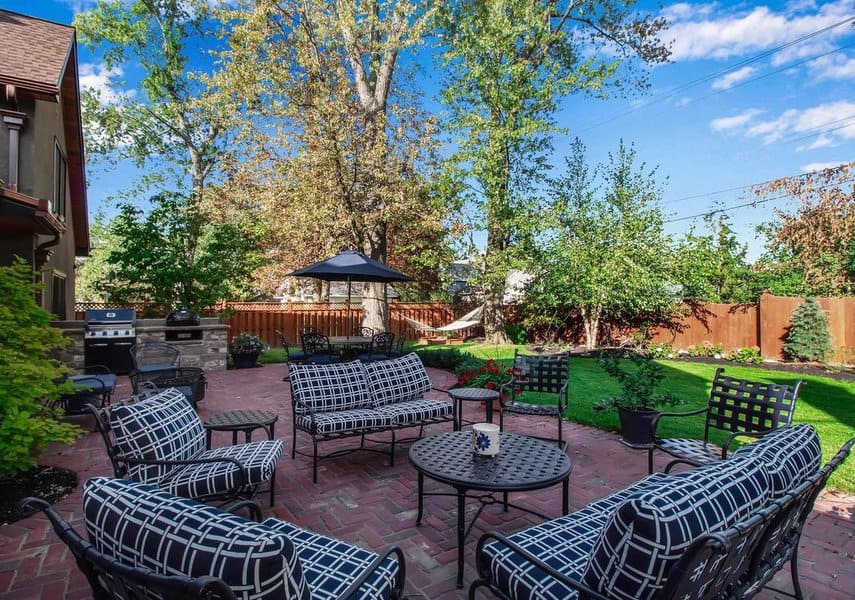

[403,305,484,333]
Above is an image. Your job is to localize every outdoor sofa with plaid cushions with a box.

[67,477,405,599]
[470,424,850,600]
[92,387,283,504]
[289,353,454,482]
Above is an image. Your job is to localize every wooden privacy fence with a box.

[648,293,854,363]
[224,302,456,348]
[73,293,853,363]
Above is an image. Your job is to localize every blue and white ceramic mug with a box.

[472,422,500,456]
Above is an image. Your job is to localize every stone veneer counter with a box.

[55,317,229,372]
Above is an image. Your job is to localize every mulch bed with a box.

[0,466,78,526]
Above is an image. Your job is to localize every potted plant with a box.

[593,351,683,448]
[229,331,268,369]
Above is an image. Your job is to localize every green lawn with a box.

[415,343,855,492]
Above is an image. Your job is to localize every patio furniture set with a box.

[24,350,854,599]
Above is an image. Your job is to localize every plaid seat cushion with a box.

[109,389,206,485]
[164,439,284,499]
[290,361,373,415]
[83,477,309,599]
[582,457,772,600]
[364,353,432,407]
[295,409,393,435]
[730,424,821,497]
[261,518,400,600]
[373,398,453,426]
[481,473,671,600]
[655,438,723,465]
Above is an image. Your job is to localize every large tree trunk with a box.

[363,222,388,332]
[483,289,509,344]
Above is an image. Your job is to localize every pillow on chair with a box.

[83,477,309,599]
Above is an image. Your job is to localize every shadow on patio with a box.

[0,363,852,599]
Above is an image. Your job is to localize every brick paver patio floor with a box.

[1,364,852,599]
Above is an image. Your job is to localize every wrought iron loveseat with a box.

[470,424,853,599]
[289,352,455,482]
[22,477,405,599]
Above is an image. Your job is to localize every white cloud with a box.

[674,96,692,107]
[663,0,854,64]
[710,108,763,132]
[78,62,136,105]
[801,160,848,171]
[57,0,98,14]
[810,54,855,80]
[740,100,855,146]
[712,66,757,90]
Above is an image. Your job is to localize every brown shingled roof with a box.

[0,10,74,95]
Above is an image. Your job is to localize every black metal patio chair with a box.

[55,364,117,414]
[648,367,804,473]
[358,332,395,362]
[88,387,283,506]
[498,350,570,450]
[275,329,307,364]
[301,332,341,365]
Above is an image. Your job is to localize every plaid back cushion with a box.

[365,353,432,407]
[109,388,206,484]
[582,457,772,600]
[730,424,821,497]
[289,360,373,415]
[83,477,309,599]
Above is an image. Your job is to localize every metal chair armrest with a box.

[721,430,767,458]
[474,532,610,600]
[221,499,263,522]
[338,545,406,600]
[664,457,704,473]
[651,407,709,437]
[83,364,112,375]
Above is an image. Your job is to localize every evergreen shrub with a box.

[783,298,833,362]
[0,259,82,477]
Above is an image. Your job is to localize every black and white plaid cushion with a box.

[582,457,772,600]
[373,398,453,425]
[261,518,400,600]
[109,389,206,485]
[364,353,432,407]
[164,440,284,499]
[294,409,393,435]
[83,477,309,599]
[730,424,821,497]
[481,473,671,600]
[290,361,373,415]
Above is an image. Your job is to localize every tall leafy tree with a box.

[102,193,264,315]
[674,214,754,303]
[219,0,449,327]
[525,139,676,349]
[436,0,670,343]
[752,162,854,296]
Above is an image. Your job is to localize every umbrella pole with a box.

[347,276,352,338]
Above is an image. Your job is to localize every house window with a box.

[53,140,67,220]
[51,271,67,318]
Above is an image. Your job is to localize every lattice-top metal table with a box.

[447,387,501,429]
[409,431,571,588]
[203,409,278,448]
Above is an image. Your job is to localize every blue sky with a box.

[4,0,854,261]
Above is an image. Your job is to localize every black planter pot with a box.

[617,407,659,449]
[232,352,259,369]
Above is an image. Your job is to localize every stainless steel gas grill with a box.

[84,308,137,374]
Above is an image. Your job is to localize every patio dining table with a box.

[327,335,372,359]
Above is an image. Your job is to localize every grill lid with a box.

[85,308,136,324]
[166,306,199,326]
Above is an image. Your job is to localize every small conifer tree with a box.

[0,258,82,477]
[783,298,833,362]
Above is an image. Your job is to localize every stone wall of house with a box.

[53,318,229,372]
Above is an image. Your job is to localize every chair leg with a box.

[269,470,276,507]
[790,545,804,600]
[390,430,396,467]
[648,447,655,474]
[291,426,296,459]
[312,440,318,484]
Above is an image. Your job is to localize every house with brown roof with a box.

[0,9,88,320]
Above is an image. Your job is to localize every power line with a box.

[665,178,855,224]
[576,15,855,133]
[661,161,855,206]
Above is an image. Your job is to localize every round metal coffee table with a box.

[409,431,571,588]
[448,387,501,429]
[203,409,278,448]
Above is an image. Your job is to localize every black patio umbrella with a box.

[288,250,414,333]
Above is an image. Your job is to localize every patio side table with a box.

[203,409,279,448]
[448,387,500,430]
[409,431,571,588]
